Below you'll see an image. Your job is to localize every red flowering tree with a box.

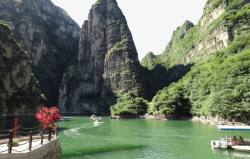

[35,107,61,130]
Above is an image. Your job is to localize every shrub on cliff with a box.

[110,88,149,116]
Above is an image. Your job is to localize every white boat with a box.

[211,125,250,152]
[58,117,66,121]
[232,146,250,152]
[95,117,104,123]
[91,115,96,119]
[217,125,250,130]
[211,138,228,149]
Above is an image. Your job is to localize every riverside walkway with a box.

[0,125,59,154]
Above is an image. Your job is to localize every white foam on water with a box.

[63,128,80,136]
[94,122,98,127]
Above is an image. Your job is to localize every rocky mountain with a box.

[141,0,250,100]
[0,0,80,106]
[143,0,249,69]
[0,21,44,117]
[59,0,142,115]
[140,21,194,100]
[147,0,250,120]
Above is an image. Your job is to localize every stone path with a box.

[0,135,56,154]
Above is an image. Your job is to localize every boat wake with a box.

[63,121,102,136]
[63,128,80,136]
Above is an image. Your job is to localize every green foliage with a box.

[41,94,47,101]
[0,20,12,30]
[110,88,149,116]
[152,33,250,120]
[104,39,131,64]
[152,82,191,117]
[108,20,121,37]
[23,51,30,58]
[158,20,196,69]
[141,52,165,70]
[92,0,102,9]
[204,0,223,14]
[143,1,249,71]
[121,70,130,77]
[147,103,154,115]
[142,1,249,121]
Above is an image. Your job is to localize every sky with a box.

[51,0,207,61]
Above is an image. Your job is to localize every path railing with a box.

[0,125,58,154]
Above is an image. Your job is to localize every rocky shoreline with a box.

[191,116,249,126]
[143,114,249,126]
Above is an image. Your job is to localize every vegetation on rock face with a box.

[141,52,161,70]
[0,0,80,107]
[151,34,250,120]
[59,0,142,115]
[143,0,250,121]
[0,22,44,116]
[105,36,144,115]
[104,39,131,64]
[143,0,249,71]
[0,20,11,30]
[110,87,149,116]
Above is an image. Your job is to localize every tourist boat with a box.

[91,114,96,119]
[211,125,250,151]
[58,117,66,121]
[95,117,104,123]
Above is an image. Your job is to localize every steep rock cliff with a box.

[141,51,193,101]
[141,0,249,100]
[59,0,142,114]
[147,0,250,120]
[140,21,194,100]
[0,22,44,117]
[0,0,80,106]
[157,0,249,67]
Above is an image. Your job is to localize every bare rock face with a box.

[59,0,141,114]
[0,22,44,117]
[0,0,80,106]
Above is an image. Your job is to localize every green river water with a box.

[56,117,250,159]
[1,116,249,158]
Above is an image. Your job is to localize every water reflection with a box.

[231,151,250,158]
[212,147,250,159]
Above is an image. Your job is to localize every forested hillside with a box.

[147,0,250,121]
